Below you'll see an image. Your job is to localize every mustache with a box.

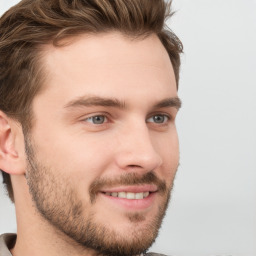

[89,171,167,203]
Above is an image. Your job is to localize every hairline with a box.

[27,30,178,130]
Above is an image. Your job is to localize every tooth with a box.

[107,191,150,199]
[118,192,126,198]
[111,192,118,197]
[135,193,143,199]
[143,192,149,198]
[127,192,135,199]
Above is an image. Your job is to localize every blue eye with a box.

[86,115,106,124]
[147,114,169,124]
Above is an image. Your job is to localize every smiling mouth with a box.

[103,191,150,199]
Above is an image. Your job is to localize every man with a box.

[0,0,183,255]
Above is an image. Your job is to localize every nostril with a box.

[128,164,142,168]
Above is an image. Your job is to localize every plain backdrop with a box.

[0,1,256,256]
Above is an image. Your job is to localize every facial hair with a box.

[25,137,175,256]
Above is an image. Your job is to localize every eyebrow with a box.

[153,97,182,110]
[64,96,182,110]
[65,96,126,109]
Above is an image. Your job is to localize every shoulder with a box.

[0,234,16,256]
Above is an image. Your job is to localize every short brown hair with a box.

[0,0,183,202]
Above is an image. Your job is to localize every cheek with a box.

[32,128,115,186]
[154,126,179,154]
[153,130,179,178]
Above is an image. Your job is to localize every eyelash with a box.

[83,113,171,125]
[85,115,108,125]
[146,114,171,124]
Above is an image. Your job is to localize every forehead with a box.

[36,32,177,106]
[43,32,172,68]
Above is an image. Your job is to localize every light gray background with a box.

[0,1,256,256]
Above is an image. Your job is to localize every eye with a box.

[85,115,107,124]
[147,114,170,124]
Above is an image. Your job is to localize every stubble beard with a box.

[24,137,175,256]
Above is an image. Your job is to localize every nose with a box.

[114,123,163,172]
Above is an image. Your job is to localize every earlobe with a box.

[0,111,26,175]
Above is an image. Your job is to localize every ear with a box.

[0,111,26,175]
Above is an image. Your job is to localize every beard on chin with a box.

[24,137,174,256]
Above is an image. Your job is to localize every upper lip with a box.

[100,184,158,193]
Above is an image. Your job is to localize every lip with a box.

[99,185,158,211]
[100,184,158,193]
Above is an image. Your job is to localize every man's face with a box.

[25,32,180,256]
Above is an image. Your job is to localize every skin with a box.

[0,32,180,256]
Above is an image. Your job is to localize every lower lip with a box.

[100,192,156,211]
